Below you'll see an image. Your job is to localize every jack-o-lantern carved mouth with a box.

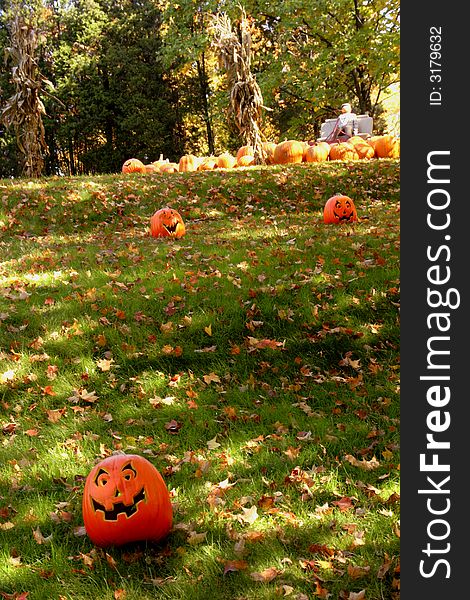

[334,211,355,222]
[91,487,146,521]
[163,221,179,235]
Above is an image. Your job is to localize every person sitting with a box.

[329,103,358,141]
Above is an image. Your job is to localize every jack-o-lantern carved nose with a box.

[114,489,122,498]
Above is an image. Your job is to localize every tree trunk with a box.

[196,54,215,155]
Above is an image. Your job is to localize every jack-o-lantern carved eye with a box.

[94,468,110,487]
[324,194,358,224]
[121,462,137,482]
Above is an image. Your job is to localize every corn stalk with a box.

[209,8,267,163]
[1,10,49,178]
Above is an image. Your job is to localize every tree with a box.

[1,1,51,177]
[249,0,400,138]
[159,0,220,156]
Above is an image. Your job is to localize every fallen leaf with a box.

[347,564,371,579]
[33,527,53,545]
[203,372,221,384]
[238,505,258,525]
[250,566,280,582]
[223,559,249,575]
[207,436,221,450]
[344,454,380,470]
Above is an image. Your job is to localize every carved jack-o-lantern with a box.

[82,454,173,547]
[323,193,358,224]
[150,207,186,239]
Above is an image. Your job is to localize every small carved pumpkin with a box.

[122,158,146,173]
[323,193,358,224]
[82,454,173,547]
[150,207,186,239]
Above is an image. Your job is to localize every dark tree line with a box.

[0,0,399,178]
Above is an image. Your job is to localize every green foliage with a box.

[0,0,399,176]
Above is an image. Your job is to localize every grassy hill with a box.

[0,159,400,600]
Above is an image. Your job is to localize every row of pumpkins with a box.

[121,134,400,174]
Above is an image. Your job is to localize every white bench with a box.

[317,114,373,142]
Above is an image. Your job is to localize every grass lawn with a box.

[0,159,400,600]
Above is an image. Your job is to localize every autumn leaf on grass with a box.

[46,408,67,423]
[250,566,281,582]
[68,389,99,404]
[339,351,361,370]
[187,531,207,545]
[284,446,301,461]
[160,321,174,335]
[33,527,53,545]
[204,324,212,336]
[246,337,284,351]
[345,454,380,470]
[347,564,371,579]
[164,419,182,434]
[96,358,114,371]
[348,591,366,600]
[223,559,249,575]
[238,505,258,525]
[207,436,221,450]
[203,372,221,385]
[332,497,354,512]
[377,555,393,579]
[194,345,217,353]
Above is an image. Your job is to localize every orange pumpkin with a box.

[237,154,255,167]
[328,142,358,161]
[304,142,330,163]
[122,158,146,173]
[236,145,254,162]
[144,163,160,174]
[82,454,172,547]
[217,153,237,169]
[273,140,304,164]
[178,154,199,172]
[347,136,375,160]
[198,156,218,171]
[150,207,186,239]
[159,162,179,173]
[373,134,400,158]
[323,193,358,224]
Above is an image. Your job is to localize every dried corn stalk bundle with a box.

[1,13,49,178]
[210,9,267,164]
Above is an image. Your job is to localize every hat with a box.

[341,103,351,109]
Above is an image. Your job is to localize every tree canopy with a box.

[0,0,400,177]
